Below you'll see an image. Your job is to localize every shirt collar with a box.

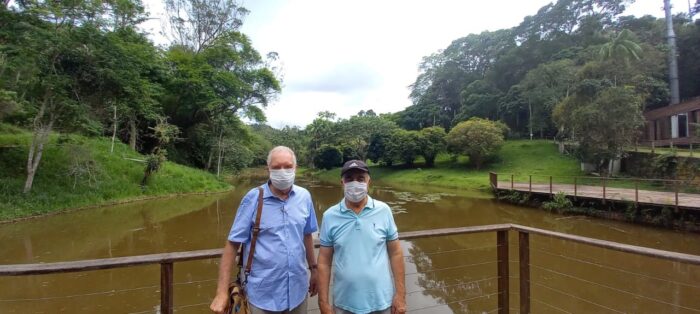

[263,181,296,199]
[339,195,375,213]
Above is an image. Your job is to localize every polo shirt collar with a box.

[339,196,375,213]
[263,180,296,199]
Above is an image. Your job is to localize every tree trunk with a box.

[528,101,533,140]
[24,99,54,193]
[216,130,223,177]
[128,117,137,151]
[205,149,213,171]
[110,106,117,154]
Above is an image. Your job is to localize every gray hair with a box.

[267,146,297,166]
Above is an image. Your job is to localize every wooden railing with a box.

[1,224,699,314]
[489,172,699,209]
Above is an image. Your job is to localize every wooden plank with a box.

[497,230,509,314]
[399,224,511,240]
[161,262,173,314]
[512,224,700,265]
[0,249,222,276]
[519,232,530,314]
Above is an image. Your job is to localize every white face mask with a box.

[344,181,368,203]
[269,168,295,190]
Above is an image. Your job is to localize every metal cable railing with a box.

[1,224,699,313]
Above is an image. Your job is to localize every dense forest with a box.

[2,0,700,192]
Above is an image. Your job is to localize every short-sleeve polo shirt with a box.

[319,196,399,313]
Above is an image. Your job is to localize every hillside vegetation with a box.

[0,125,230,221]
[314,140,583,191]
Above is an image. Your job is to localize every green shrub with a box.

[542,192,573,212]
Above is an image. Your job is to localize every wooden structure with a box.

[641,97,700,147]
[490,173,700,210]
[2,224,700,314]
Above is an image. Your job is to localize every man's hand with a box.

[391,294,406,314]
[319,300,333,314]
[309,268,319,296]
[209,292,229,314]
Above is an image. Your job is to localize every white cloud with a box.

[142,0,689,128]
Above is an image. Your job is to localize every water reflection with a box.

[0,174,699,313]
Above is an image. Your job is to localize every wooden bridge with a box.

[1,224,700,313]
[490,172,700,210]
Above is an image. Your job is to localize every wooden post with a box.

[161,262,173,314]
[519,232,530,314]
[602,177,606,205]
[490,172,498,190]
[652,141,655,154]
[528,175,532,195]
[574,177,577,200]
[691,143,694,157]
[511,174,514,190]
[549,176,553,197]
[497,231,509,314]
[675,181,679,211]
[635,179,639,208]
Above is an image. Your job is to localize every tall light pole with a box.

[664,0,681,105]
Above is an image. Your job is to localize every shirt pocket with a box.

[370,221,388,243]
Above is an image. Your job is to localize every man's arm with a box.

[317,246,334,314]
[304,233,318,296]
[387,239,406,314]
[209,241,241,314]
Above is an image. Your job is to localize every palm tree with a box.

[599,29,643,66]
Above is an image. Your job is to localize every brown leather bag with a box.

[225,187,264,314]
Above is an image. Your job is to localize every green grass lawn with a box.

[0,124,231,221]
[313,140,585,192]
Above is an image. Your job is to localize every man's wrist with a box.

[308,264,318,270]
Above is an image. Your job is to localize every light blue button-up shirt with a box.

[228,183,318,311]
[319,196,399,314]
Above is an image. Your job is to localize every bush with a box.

[542,192,573,212]
[313,145,343,170]
[446,117,504,169]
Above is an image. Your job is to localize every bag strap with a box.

[244,187,265,277]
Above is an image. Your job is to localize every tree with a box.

[164,0,248,52]
[599,29,642,66]
[1,5,108,193]
[419,126,446,167]
[386,129,423,167]
[519,59,577,139]
[163,31,280,168]
[446,118,505,170]
[553,83,644,174]
[312,145,342,170]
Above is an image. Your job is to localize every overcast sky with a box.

[142,0,691,128]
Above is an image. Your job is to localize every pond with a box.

[1,173,698,313]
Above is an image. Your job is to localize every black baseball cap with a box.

[340,160,369,177]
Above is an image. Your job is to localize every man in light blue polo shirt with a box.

[318,160,406,314]
[210,146,319,314]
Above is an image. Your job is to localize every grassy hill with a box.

[0,124,230,221]
[314,140,584,192]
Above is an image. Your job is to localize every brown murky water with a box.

[1,173,699,313]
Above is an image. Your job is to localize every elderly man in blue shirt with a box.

[318,160,406,314]
[210,146,319,314]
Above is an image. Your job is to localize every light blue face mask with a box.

[344,181,368,203]
[269,168,295,190]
